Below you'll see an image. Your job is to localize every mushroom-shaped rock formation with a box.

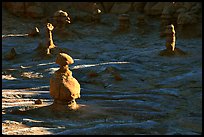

[52,10,82,39]
[50,53,80,110]
[53,10,71,30]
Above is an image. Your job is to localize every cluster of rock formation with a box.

[3,2,201,25]
[2,2,202,38]
[3,8,81,110]
[3,2,200,111]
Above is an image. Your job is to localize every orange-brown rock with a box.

[50,73,80,103]
[34,99,43,105]
[53,10,71,29]
[55,53,74,66]
[46,23,56,53]
[50,53,80,110]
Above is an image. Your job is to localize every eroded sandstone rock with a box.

[35,23,62,57]
[53,10,71,29]
[50,53,80,110]
[159,24,186,56]
[45,23,57,55]
[113,14,130,34]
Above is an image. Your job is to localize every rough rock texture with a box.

[3,2,25,17]
[144,2,157,15]
[45,23,56,54]
[110,2,133,14]
[71,2,96,13]
[112,14,130,34]
[165,24,176,51]
[55,53,74,66]
[133,2,146,12]
[3,2,45,18]
[50,53,80,110]
[25,5,44,18]
[101,2,115,13]
[177,12,198,25]
[52,10,71,33]
[159,24,186,56]
[150,2,169,16]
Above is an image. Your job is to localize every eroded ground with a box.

[2,8,202,135]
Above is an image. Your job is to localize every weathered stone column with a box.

[46,23,56,55]
[112,14,130,34]
[118,14,130,32]
[50,53,80,110]
[165,24,176,51]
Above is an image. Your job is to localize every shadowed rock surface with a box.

[159,24,187,56]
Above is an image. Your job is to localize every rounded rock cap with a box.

[54,10,68,17]
[56,53,74,66]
